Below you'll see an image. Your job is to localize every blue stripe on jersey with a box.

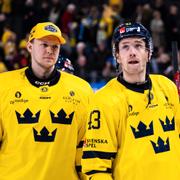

[86,168,112,175]
[82,151,116,159]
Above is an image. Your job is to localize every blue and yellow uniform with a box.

[82,74,180,180]
[0,67,93,180]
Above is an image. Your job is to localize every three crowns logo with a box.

[33,126,57,142]
[130,115,175,154]
[159,116,175,132]
[15,108,75,142]
[150,137,170,153]
[16,108,40,124]
[131,121,154,138]
[50,109,74,124]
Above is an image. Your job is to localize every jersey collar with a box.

[117,73,152,93]
[25,66,60,87]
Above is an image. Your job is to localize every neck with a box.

[123,71,146,84]
[31,64,55,79]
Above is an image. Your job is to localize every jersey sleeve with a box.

[81,91,126,179]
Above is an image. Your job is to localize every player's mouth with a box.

[128,60,139,64]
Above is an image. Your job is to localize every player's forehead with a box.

[119,37,145,45]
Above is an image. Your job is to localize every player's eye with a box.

[135,43,144,49]
[120,45,129,51]
[41,43,48,48]
[52,45,59,50]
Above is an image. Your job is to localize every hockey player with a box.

[82,22,180,180]
[0,22,93,180]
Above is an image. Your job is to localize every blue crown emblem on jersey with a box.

[16,108,40,124]
[150,137,170,154]
[33,126,57,142]
[159,116,175,132]
[44,25,57,32]
[131,121,154,138]
[50,109,74,124]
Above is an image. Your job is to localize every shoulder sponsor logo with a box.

[63,91,80,105]
[128,104,139,116]
[15,91,22,98]
[164,96,174,109]
[129,111,139,116]
[10,91,29,104]
[10,99,29,104]
[83,138,108,148]
[69,91,75,96]
[164,102,174,109]
[148,104,158,108]
[63,96,80,105]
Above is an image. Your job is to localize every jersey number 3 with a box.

[88,110,101,130]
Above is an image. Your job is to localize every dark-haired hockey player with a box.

[82,22,180,180]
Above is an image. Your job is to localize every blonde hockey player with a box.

[0,22,93,180]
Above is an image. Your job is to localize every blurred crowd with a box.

[0,0,180,88]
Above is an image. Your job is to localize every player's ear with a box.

[26,41,33,53]
[116,52,122,64]
[146,51,150,62]
[116,53,119,58]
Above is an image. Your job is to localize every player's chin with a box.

[47,58,56,62]
[44,57,55,63]
[43,62,55,69]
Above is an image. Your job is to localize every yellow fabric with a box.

[91,173,112,180]
[28,22,66,44]
[0,68,93,180]
[82,74,180,180]
[85,173,112,180]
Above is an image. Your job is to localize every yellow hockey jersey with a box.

[82,74,180,180]
[0,67,93,180]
